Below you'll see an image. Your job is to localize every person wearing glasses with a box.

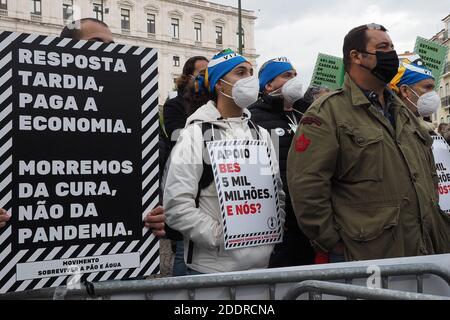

[287,23,450,263]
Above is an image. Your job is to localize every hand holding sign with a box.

[144,206,166,238]
[0,208,10,228]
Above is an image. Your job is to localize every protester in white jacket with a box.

[164,49,285,274]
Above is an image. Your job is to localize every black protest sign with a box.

[0,31,160,293]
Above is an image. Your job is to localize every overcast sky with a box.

[215,0,449,87]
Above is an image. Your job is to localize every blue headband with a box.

[258,57,295,91]
[390,54,435,92]
[206,49,248,93]
[398,65,434,87]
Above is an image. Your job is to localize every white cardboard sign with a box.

[207,140,283,250]
[432,135,450,215]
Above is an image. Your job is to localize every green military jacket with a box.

[287,73,450,261]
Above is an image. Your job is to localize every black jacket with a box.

[163,93,188,147]
[160,93,190,241]
[249,95,307,231]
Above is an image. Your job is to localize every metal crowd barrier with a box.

[283,280,450,300]
[1,262,450,300]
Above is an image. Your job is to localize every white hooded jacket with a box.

[163,100,286,274]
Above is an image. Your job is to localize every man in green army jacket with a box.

[287,23,450,262]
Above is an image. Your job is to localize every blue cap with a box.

[205,49,249,93]
[258,57,295,91]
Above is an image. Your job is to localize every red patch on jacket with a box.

[300,116,322,127]
[295,134,311,153]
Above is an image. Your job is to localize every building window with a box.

[171,18,180,39]
[121,9,130,30]
[173,56,180,67]
[447,115,450,123]
[216,26,223,45]
[31,0,41,15]
[441,117,445,124]
[93,2,104,21]
[147,14,156,34]
[194,22,202,42]
[63,0,73,21]
[446,83,449,97]
[0,0,7,11]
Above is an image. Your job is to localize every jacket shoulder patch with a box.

[300,116,322,127]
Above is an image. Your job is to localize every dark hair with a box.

[343,23,387,72]
[180,68,212,116]
[60,18,110,40]
[175,56,208,94]
[303,85,331,104]
[438,123,449,135]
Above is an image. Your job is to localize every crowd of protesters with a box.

[0,18,449,277]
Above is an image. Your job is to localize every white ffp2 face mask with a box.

[221,76,260,109]
[407,87,441,117]
[282,76,304,105]
[268,87,283,97]
[417,91,441,117]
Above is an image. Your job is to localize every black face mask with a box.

[359,50,399,84]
